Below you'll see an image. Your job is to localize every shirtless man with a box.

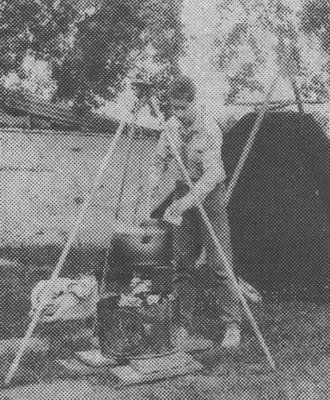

[148,76,241,349]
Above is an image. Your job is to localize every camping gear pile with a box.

[97,219,177,359]
[97,275,176,359]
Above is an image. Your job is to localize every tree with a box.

[0,0,184,111]
[301,0,330,52]
[299,0,330,101]
[0,1,79,73]
[210,0,329,104]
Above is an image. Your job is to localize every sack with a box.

[30,275,99,323]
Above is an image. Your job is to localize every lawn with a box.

[1,260,330,399]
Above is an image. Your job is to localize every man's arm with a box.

[172,116,226,213]
[148,117,180,196]
[148,132,167,197]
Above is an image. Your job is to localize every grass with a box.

[1,263,330,398]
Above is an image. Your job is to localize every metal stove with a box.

[95,221,177,360]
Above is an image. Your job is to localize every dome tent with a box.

[222,111,330,298]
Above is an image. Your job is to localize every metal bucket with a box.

[111,219,172,267]
[97,296,146,358]
[97,295,175,359]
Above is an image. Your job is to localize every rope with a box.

[4,115,129,387]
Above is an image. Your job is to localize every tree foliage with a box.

[3,0,328,110]
[0,0,78,76]
[302,1,330,53]
[301,1,330,38]
[212,0,328,103]
[0,0,184,111]
[299,0,330,101]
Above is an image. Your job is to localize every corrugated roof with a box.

[0,86,118,133]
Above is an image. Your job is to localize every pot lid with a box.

[113,220,164,235]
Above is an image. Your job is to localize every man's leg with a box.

[170,183,213,350]
[203,183,241,347]
[172,205,202,326]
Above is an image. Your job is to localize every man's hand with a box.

[163,194,193,225]
[165,200,184,218]
[163,206,183,226]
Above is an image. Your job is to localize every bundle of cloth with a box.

[30,275,99,323]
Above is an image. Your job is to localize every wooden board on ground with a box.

[130,351,197,374]
[56,351,204,388]
[75,349,118,367]
[55,358,113,377]
[113,352,204,387]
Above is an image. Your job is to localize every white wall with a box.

[0,128,158,249]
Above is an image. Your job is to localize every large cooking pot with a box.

[111,219,173,267]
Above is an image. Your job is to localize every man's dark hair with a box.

[169,75,196,103]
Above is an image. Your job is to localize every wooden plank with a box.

[56,358,103,376]
[130,351,199,374]
[75,349,118,367]
[113,354,204,387]
[56,351,204,386]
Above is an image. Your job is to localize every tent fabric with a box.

[222,111,330,295]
